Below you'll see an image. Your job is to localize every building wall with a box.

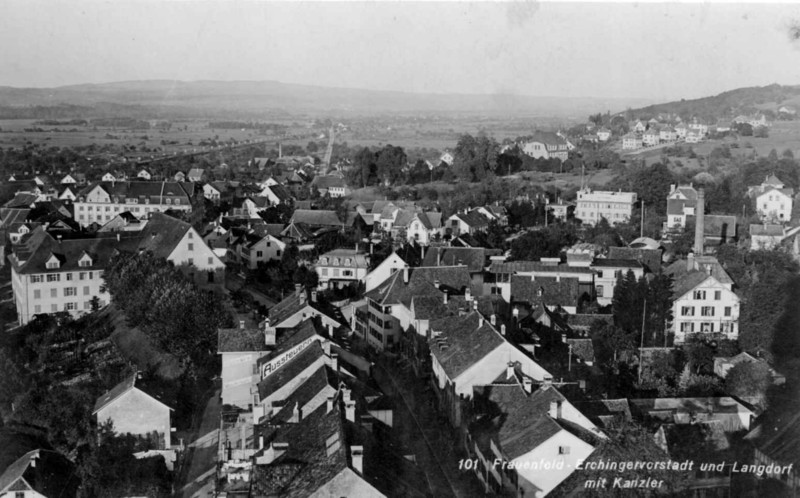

[259,356,326,408]
[757,191,792,222]
[241,236,285,270]
[576,191,636,226]
[672,278,739,344]
[514,432,594,497]
[312,468,384,497]
[12,267,108,325]
[96,389,171,447]
[221,351,265,408]
[453,343,550,397]
[167,227,226,288]
[365,255,405,293]
[593,266,644,306]
[75,186,191,227]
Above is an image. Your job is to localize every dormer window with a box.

[173,199,180,206]
[345,258,352,266]
[165,198,171,205]
[322,257,329,264]
[45,254,61,269]
[333,258,340,265]
[78,252,93,267]
[145,197,150,204]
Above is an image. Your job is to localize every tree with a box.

[592,322,635,366]
[725,361,772,398]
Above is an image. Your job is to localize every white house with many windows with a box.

[74,181,194,227]
[665,255,739,344]
[575,189,637,226]
[756,185,794,223]
[315,248,370,289]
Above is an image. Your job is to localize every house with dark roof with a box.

[289,209,345,229]
[607,246,663,273]
[467,379,603,496]
[360,266,472,350]
[446,209,492,237]
[665,183,698,230]
[664,255,739,344]
[257,183,292,206]
[364,251,406,293]
[229,229,286,269]
[0,449,78,498]
[97,211,144,233]
[218,316,273,408]
[93,372,174,448]
[590,258,644,306]
[487,260,596,302]
[746,411,800,493]
[187,168,205,183]
[311,175,349,198]
[521,131,570,161]
[267,286,341,331]
[74,181,194,228]
[510,275,582,314]
[315,248,370,290]
[422,246,501,295]
[750,223,793,250]
[629,397,754,431]
[429,311,551,426]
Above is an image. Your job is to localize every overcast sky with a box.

[3,1,800,101]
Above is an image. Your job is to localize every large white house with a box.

[74,181,194,227]
[315,248,370,289]
[665,184,698,230]
[753,175,794,223]
[575,189,637,226]
[521,131,570,162]
[665,255,739,344]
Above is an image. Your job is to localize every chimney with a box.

[342,387,352,404]
[473,299,478,311]
[543,375,553,387]
[694,188,705,255]
[506,362,515,379]
[687,251,695,272]
[523,377,532,394]
[501,324,506,336]
[670,184,676,194]
[327,396,335,413]
[465,287,472,302]
[350,446,364,474]
[512,307,519,320]
[421,245,425,261]
[549,401,562,419]
[433,279,440,289]
[259,435,264,450]
[330,353,339,371]
[345,401,356,422]
[240,423,246,449]
[116,233,120,242]
[370,243,374,255]
[259,442,289,465]
[561,333,567,343]
[478,315,484,328]
[264,320,276,346]
[295,283,302,294]
[239,320,246,329]
[311,290,317,303]
[436,250,441,266]
[403,266,409,284]
[443,290,449,304]
[327,322,334,336]
[291,402,301,423]
[490,314,496,326]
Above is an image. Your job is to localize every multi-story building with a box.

[622,132,642,150]
[575,189,637,226]
[665,184,698,230]
[642,128,660,146]
[521,131,570,162]
[753,175,794,223]
[315,248,370,290]
[665,254,739,344]
[74,181,194,227]
[9,213,225,324]
[590,258,645,306]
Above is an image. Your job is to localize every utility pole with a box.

[638,299,647,385]
[640,199,645,238]
[568,343,573,372]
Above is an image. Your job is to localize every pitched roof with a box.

[3,193,39,209]
[0,449,77,497]
[704,215,737,240]
[757,185,795,199]
[750,224,785,237]
[92,373,174,413]
[421,247,500,273]
[135,212,192,259]
[257,319,324,369]
[488,260,595,275]
[750,411,800,468]
[453,209,491,228]
[510,275,581,308]
[590,258,644,269]
[218,322,269,353]
[470,384,575,460]
[667,198,691,216]
[78,181,194,203]
[429,312,508,380]
[764,174,784,187]
[664,256,734,298]
[268,291,332,328]
[365,266,471,307]
[607,247,662,272]
[290,209,344,228]
[257,341,325,400]
[527,131,568,146]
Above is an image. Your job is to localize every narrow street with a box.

[372,357,487,498]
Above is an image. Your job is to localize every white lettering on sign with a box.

[260,336,319,380]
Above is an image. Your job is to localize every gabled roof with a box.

[257,319,325,369]
[3,193,39,209]
[470,384,580,460]
[92,373,174,414]
[452,209,491,228]
[421,247,500,273]
[290,209,343,228]
[136,212,192,259]
[510,275,581,308]
[488,260,595,275]
[527,131,568,146]
[764,174,785,187]
[749,411,800,468]
[268,291,333,328]
[757,185,794,199]
[0,449,77,497]
[607,247,662,273]
[429,312,507,380]
[218,321,269,353]
[590,258,643,269]
[365,266,471,307]
[77,181,194,203]
[257,341,325,400]
[312,175,346,189]
[703,215,737,240]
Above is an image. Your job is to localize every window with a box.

[51,304,57,312]
[208,257,213,265]
[680,322,694,333]
[693,290,706,300]
[714,290,721,300]
[724,306,732,317]
[188,243,194,251]
[50,289,57,298]
[88,272,93,279]
[188,258,193,265]
[174,199,180,206]
[334,269,340,277]
[321,268,328,276]
[343,270,353,277]
[64,287,77,297]
[257,251,263,258]
[46,260,59,270]
[65,302,77,311]
[66,272,73,281]
[31,275,43,283]
[701,322,713,332]
[558,446,570,455]
[79,259,91,267]
[33,290,41,299]
[34,305,41,314]
[681,306,694,316]
[84,301,91,310]
[701,306,714,317]
[84,286,90,295]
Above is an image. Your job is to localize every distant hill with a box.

[0,80,656,119]
[626,84,800,122]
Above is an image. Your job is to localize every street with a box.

[372,356,488,498]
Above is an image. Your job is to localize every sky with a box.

[3,1,800,101]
